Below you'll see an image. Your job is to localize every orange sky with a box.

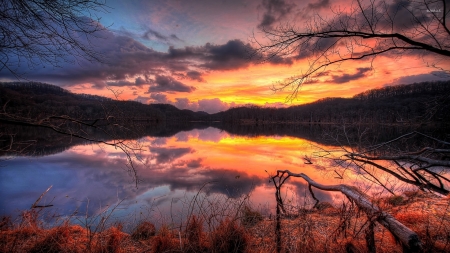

[68,53,447,109]
[2,0,449,113]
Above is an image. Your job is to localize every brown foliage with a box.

[0,216,12,231]
[151,226,179,253]
[184,215,208,253]
[211,219,248,253]
[29,225,72,253]
[394,211,428,225]
[241,206,263,227]
[103,226,126,253]
[131,221,156,241]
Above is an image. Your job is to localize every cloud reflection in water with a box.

[0,127,336,219]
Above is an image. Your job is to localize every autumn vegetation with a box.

[0,189,449,253]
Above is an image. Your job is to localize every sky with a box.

[1,0,450,113]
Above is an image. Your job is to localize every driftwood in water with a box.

[31,185,53,209]
[272,170,422,253]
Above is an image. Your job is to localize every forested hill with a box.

[216,81,450,125]
[1,81,449,125]
[0,82,209,122]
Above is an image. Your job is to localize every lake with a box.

[0,124,433,228]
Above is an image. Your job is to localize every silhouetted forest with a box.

[2,81,449,125]
[217,81,450,125]
[0,82,211,122]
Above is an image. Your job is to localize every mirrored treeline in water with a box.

[0,123,448,224]
[2,120,446,157]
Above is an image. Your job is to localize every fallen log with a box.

[272,170,422,253]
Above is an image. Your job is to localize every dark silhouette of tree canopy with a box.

[0,0,108,77]
[255,0,450,100]
[256,2,450,251]
[253,0,450,195]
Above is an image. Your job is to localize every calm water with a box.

[0,126,411,225]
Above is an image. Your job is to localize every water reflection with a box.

[0,127,362,220]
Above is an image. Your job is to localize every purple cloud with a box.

[174,97,234,113]
[329,67,372,84]
[387,71,450,86]
[149,93,170,103]
[258,0,296,29]
[150,75,196,93]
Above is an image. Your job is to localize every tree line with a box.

[217,81,450,125]
[0,82,210,123]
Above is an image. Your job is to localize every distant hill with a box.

[215,81,450,125]
[0,82,210,122]
[1,81,449,126]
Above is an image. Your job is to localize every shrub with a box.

[315,202,334,211]
[184,215,207,253]
[29,225,72,253]
[106,226,125,253]
[151,226,178,253]
[0,216,12,231]
[241,206,263,227]
[387,195,405,206]
[211,219,248,253]
[394,211,427,225]
[131,221,156,240]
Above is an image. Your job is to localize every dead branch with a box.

[31,185,52,209]
[272,170,422,252]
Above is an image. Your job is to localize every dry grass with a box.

[1,190,449,253]
[131,221,156,241]
[210,219,249,253]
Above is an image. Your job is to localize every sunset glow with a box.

[1,0,449,113]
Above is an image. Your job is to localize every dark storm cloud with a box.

[135,76,149,86]
[199,169,264,198]
[186,158,203,168]
[106,80,135,87]
[307,0,330,10]
[150,75,196,93]
[149,147,193,164]
[296,37,340,60]
[202,40,253,70]
[379,0,432,30]
[168,39,292,71]
[201,40,292,70]
[167,40,255,70]
[3,31,173,87]
[186,71,204,82]
[258,0,295,29]
[0,17,291,88]
[329,67,372,84]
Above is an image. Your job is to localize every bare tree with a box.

[0,0,108,78]
[313,128,450,195]
[255,0,450,101]
[256,1,450,251]
[254,0,450,192]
